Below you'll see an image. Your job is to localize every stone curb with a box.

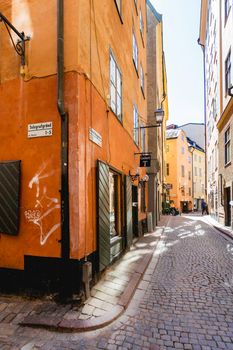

[20,226,166,332]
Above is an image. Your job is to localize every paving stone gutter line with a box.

[20,219,168,333]
[202,215,233,241]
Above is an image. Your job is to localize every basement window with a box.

[0,160,21,235]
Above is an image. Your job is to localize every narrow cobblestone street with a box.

[2,215,233,350]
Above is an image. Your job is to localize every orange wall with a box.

[0,1,148,268]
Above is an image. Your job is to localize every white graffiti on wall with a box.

[25,162,61,245]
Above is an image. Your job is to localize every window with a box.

[114,0,122,18]
[189,188,191,196]
[199,156,201,163]
[194,167,197,176]
[212,98,217,120]
[199,168,202,177]
[140,64,145,94]
[132,32,138,72]
[133,104,139,145]
[225,127,231,165]
[141,125,146,152]
[202,184,205,194]
[181,165,185,177]
[188,156,191,163]
[225,50,231,94]
[109,170,121,238]
[225,0,231,22]
[140,10,144,38]
[188,171,191,180]
[181,133,184,141]
[166,163,169,176]
[182,147,185,154]
[110,52,122,121]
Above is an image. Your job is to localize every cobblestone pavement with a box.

[2,215,233,349]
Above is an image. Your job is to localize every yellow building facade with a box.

[166,129,193,212]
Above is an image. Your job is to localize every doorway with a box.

[132,185,138,237]
[224,187,231,226]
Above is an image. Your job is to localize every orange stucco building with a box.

[166,129,193,213]
[0,0,149,294]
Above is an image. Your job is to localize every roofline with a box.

[179,122,205,127]
[146,0,162,22]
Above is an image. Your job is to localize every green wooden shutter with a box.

[125,176,133,247]
[97,160,110,271]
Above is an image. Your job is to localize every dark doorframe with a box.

[224,187,231,226]
[132,185,138,237]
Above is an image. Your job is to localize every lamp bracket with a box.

[0,12,30,66]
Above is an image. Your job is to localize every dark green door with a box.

[97,161,110,272]
[125,176,133,247]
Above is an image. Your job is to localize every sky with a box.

[150,0,204,126]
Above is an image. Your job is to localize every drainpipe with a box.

[198,39,207,203]
[57,0,70,297]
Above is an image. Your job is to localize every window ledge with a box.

[225,161,231,168]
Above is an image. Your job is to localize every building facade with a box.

[188,140,205,211]
[199,0,221,221]
[146,1,169,229]
[199,0,233,227]
[165,129,193,213]
[0,0,154,294]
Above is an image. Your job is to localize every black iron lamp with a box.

[140,108,165,129]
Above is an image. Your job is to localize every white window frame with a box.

[110,51,122,121]
[140,64,144,94]
[225,127,231,166]
[225,50,231,95]
[140,9,144,37]
[132,31,138,72]
[133,104,139,146]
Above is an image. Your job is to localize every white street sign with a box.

[28,122,53,138]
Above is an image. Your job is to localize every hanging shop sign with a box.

[28,122,53,138]
[140,154,151,167]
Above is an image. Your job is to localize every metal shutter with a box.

[97,160,110,271]
[0,160,21,235]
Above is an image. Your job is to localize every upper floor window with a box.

[225,127,231,165]
[140,10,144,38]
[141,125,146,152]
[212,98,217,120]
[225,50,231,95]
[132,32,138,72]
[225,0,231,23]
[133,104,139,145]
[166,163,169,176]
[140,64,145,95]
[181,165,185,177]
[114,0,122,19]
[110,52,122,121]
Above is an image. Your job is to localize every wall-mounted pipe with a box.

[57,0,70,262]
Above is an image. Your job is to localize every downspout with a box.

[57,1,70,265]
[198,40,207,202]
